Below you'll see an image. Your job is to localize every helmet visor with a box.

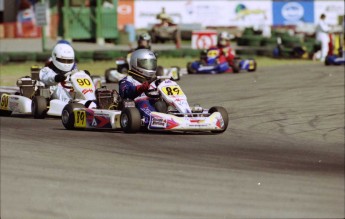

[137,58,157,70]
[56,57,74,64]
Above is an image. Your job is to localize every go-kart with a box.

[325,49,345,65]
[31,69,102,119]
[0,66,104,118]
[119,76,229,133]
[187,48,257,74]
[0,66,46,116]
[149,22,181,45]
[61,87,122,130]
[105,52,181,83]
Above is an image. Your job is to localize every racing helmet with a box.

[52,43,75,72]
[218,31,231,46]
[137,32,151,49]
[129,49,157,82]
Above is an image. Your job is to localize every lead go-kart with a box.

[61,76,229,134]
[0,67,108,118]
[120,75,229,133]
[187,48,257,74]
[104,52,181,83]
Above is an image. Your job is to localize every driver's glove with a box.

[54,74,66,82]
[136,81,150,93]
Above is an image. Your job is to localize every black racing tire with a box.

[248,59,257,72]
[231,59,241,73]
[120,107,141,133]
[61,103,85,130]
[324,58,331,66]
[0,110,12,117]
[31,96,48,119]
[187,62,197,74]
[209,106,229,133]
[105,68,117,83]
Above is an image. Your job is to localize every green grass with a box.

[0,57,314,86]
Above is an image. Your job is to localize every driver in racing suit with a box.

[39,43,77,102]
[119,49,166,124]
[208,31,236,68]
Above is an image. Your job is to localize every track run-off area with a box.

[1,63,344,218]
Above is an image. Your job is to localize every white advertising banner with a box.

[134,0,272,29]
[314,1,344,25]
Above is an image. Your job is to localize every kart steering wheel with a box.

[60,69,85,89]
[145,88,161,99]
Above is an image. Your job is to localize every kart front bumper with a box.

[148,112,225,132]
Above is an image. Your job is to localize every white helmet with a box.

[52,43,75,72]
[129,49,157,82]
[218,31,231,46]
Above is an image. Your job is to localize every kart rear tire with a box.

[105,68,117,83]
[120,107,141,133]
[209,106,229,133]
[31,96,48,119]
[61,103,85,130]
[187,62,196,74]
[0,110,12,117]
[231,60,240,73]
[325,58,331,66]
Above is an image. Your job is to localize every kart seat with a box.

[31,66,41,81]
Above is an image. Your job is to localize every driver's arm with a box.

[119,80,149,99]
[39,67,59,86]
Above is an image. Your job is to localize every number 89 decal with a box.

[74,110,86,128]
[162,86,184,96]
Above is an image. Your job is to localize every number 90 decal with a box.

[76,78,92,88]
[0,94,9,110]
[162,86,184,96]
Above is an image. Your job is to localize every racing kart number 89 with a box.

[74,110,86,128]
[162,86,184,96]
[0,94,9,110]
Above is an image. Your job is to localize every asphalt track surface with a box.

[1,63,344,218]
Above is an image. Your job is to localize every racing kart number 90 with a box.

[76,78,92,88]
[162,86,184,96]
[0,94,9,110]
[74,110,86,128]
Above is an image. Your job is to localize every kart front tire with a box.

[209,106,229,133]
[231,61,240,73]
[32,96,47,119]
[61,103,85,130]
[0,110,12,117]
[120,107,141,133]
[187,62,196,74]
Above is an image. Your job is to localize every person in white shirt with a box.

[315,14,330,62]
